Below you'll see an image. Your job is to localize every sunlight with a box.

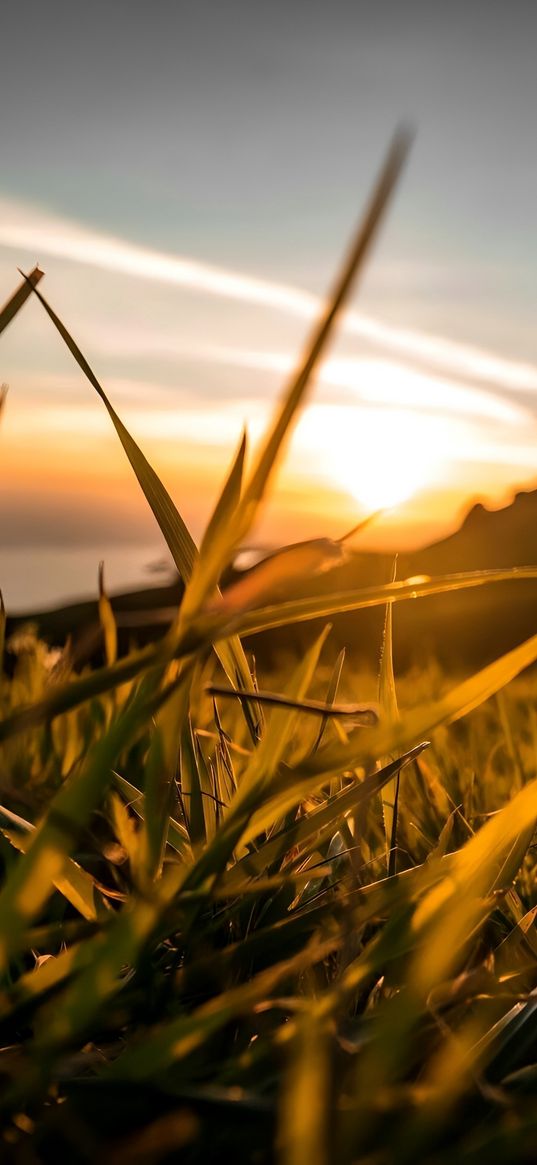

[298,403,448,513]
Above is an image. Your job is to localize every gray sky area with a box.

[2,0,537,607]
[2,0,536,346]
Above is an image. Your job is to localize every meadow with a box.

[2,134,537,1162]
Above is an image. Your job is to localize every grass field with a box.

[3,136,537,1162]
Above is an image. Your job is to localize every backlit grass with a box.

[2,133,537,1162]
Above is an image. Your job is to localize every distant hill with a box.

[407,488,537,575]
[7,488,537,673]
[392,487,537,668]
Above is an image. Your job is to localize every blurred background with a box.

[1,0,537,609]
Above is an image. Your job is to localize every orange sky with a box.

[2,199,537,609]
[2,371,536,558]
[3,1,537,613]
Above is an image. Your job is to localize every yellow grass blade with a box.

[17,272,259,739]
[229,566,537,636]
[180,129,412,622]
[378,558,400,873]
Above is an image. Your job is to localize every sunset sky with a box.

[2,0,537,609]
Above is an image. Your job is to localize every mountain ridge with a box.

[7,483,537,672]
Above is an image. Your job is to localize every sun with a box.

[297,402,444,514]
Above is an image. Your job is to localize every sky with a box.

[2,0,537,608]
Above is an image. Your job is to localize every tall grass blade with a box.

[379,558,400,874]
[0,266,43,335]
[232,566,537,637]
[180,129,412,621]
[97,561,118,666]
[241,129,412,520]
[310,647,346,755]
[17,272,259,738]
[142,669,191,878]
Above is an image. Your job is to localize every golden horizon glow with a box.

[2,199,537,591]
[3,386,537,550]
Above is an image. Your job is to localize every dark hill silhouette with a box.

[6,486,537,673]
[407,488,537,575]
[392,487,537,668]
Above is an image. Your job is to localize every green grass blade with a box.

[278,1013,331,1165]
[199,429,246,558]
[98,561,118,666]
[179,715,209,849]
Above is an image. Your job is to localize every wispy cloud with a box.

[11,345,530,430]
[1,196,537,394]
[134,343,529,425]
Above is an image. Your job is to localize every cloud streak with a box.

[1,196,537,395]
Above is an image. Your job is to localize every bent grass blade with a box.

[16,272,260,740]
[0,266,43,336]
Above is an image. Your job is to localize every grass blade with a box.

[17,272,259,739]
[231,566,537,638]
[179,129,412,622]
[241,129,412,520]
[0,266,43,335]
[224,745,427,888]
[2,566,537,748]
[207,682,377,723]
[302,629,537,783]
[0,670,166,957]
[379,558,400,875]
[0,804,100,921]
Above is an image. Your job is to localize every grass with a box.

[2,133,537,1161]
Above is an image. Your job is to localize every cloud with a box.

[10,345,531,432]
[136,343,529,425]
[1,195,537,395]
